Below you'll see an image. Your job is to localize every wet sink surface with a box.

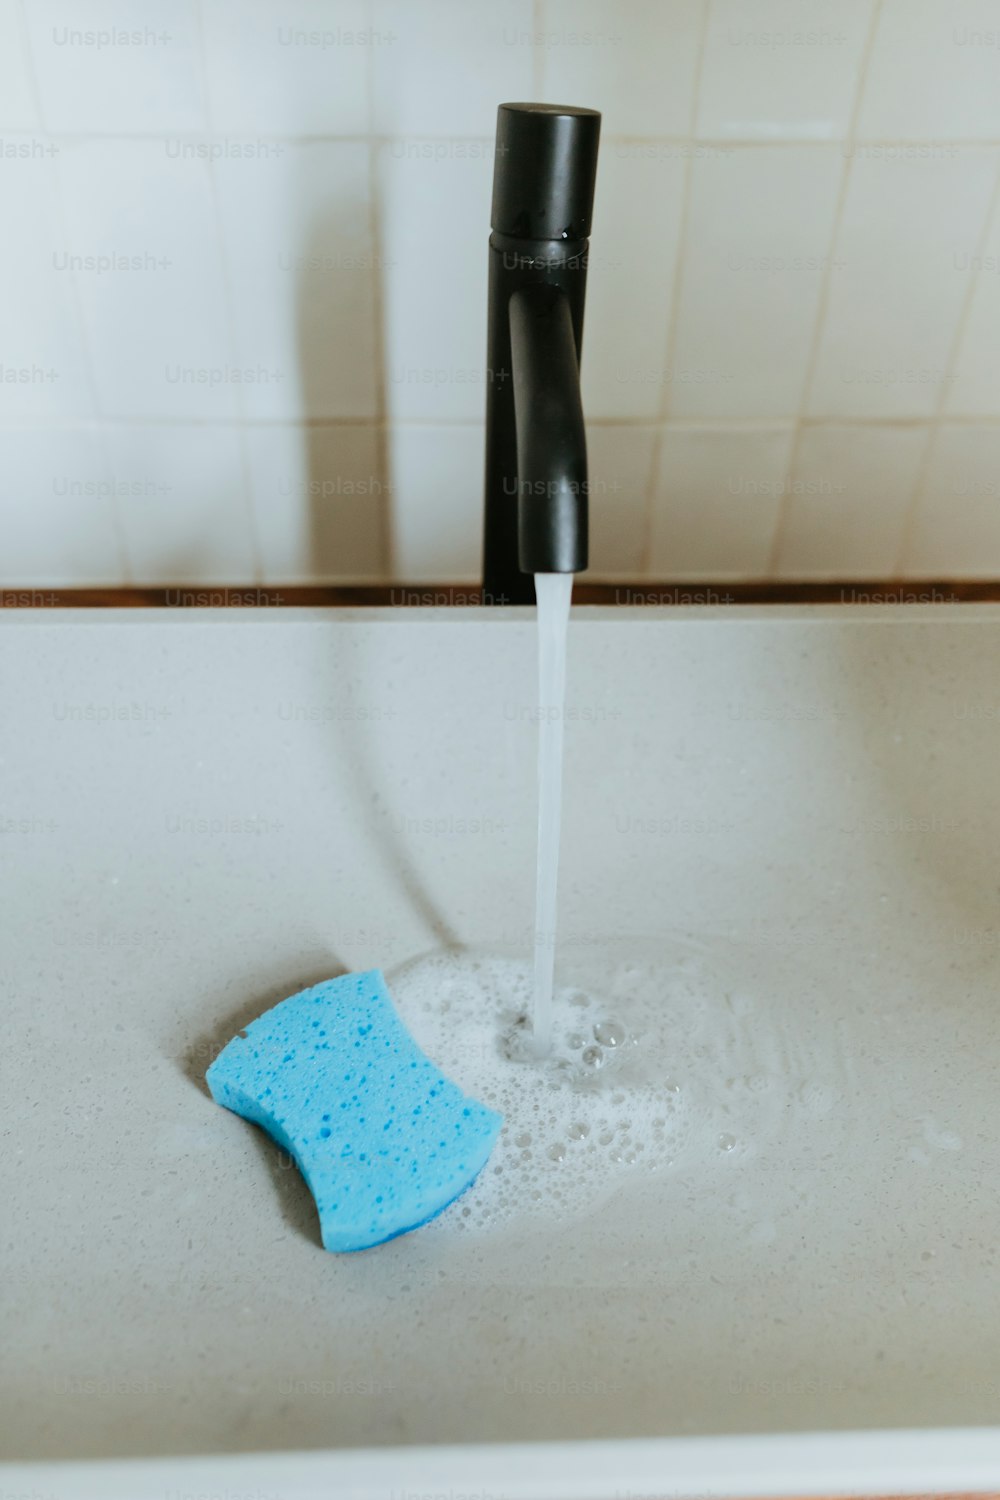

[4,605,1000,1492]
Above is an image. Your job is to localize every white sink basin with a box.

[5,604,1000,1498]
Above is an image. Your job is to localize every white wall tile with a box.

[670,146,842,419]
[56,139,237,420]
[388,424,484,580]
[4,1,1000,588]
[774,423,927,577]
[378,144,492,422]
[388,423,654,584]
[0,1,40,129]
[24,0,205,134]
[946,183,1000,416]
[859,0,1000,142]
[583,147,686,420]
[380,141,680,427]
[809,147,998,419]
[201,0,370,136]
[905,425,1000,576]
[246,424,387,582]
[0,428,123,584]
[697,0,873,142]
[648,425,794,576]
[0,154,94,418]
[105,424,255,584]
[541,0,704,138]
[372,0,533,137]
[586,424,657,576]
[215,142,377,421]
[389,424,654,582]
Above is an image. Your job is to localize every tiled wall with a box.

[3,0,1000,586]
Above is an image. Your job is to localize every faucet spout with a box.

[509,283,587,575]
[482,103,601,605]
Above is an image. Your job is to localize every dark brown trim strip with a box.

[0,580,997,608]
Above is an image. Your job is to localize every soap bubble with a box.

[384,949,697,1238]
[593,1020,626,1049]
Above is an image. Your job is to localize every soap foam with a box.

[388,947,714,1235]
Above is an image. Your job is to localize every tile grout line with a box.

[366,0,394,581]
[765,0,884,579]
[894,150,1000,575]
[6,414,1000,434]
[13,0,132,587]
[15,128,1000,148]
[638,0,713,576]
[193,0,264,586]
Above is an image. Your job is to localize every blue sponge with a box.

[206,970,502,1252]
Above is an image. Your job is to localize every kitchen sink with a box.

[4,603,1000,1497]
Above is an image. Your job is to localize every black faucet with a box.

[482,103,601,605]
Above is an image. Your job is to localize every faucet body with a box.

[482,104,601,605]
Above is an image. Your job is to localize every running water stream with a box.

[529,572,574,1055]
